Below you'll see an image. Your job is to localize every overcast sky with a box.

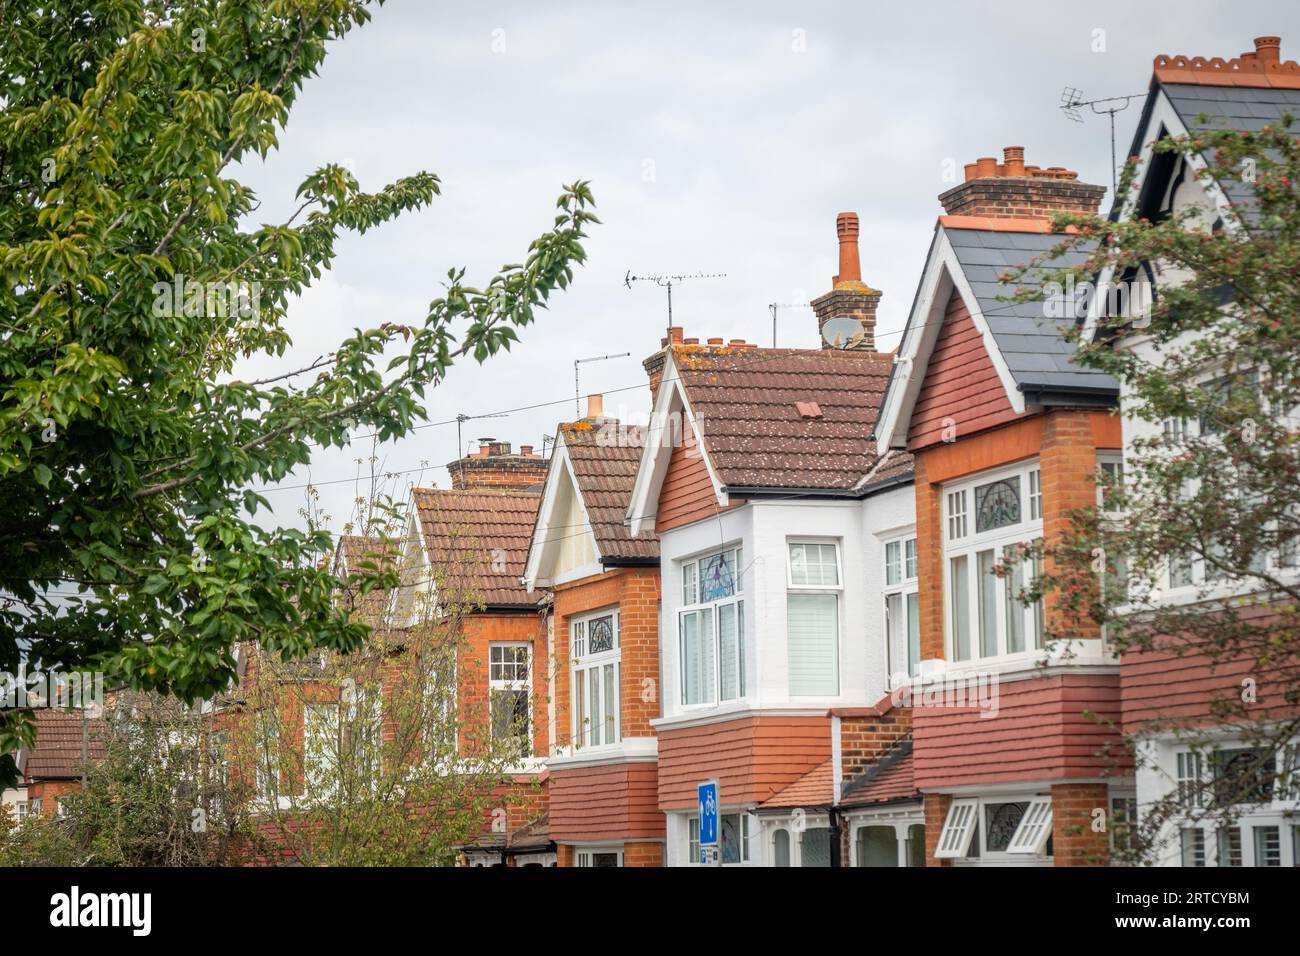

[233,0,1300,539]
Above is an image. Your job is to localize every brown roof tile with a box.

[672,346,913,491]
[412,488,541,608]
[558,421,658,560]
[839,742,918,807]
[333,534,397,625]
[22,709,107,781]
[760,757,834,809]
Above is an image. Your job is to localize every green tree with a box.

[1011,115,1300,862]
[0,692,254,866]
[0,0,596,786]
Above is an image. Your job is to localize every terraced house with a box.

[623,215,919,866]
[1093,35,1300,867]
[392,441,555,865]
[873,145,1132,866]
[523,398,663,866]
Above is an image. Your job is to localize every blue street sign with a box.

[698,780,719,848]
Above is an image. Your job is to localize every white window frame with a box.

[574,847,623,867]
[303,699,340,798]
[883,533,920,684]
[678,545,744,708]
[688,810,753,866]
[935,794,1055,861]
[850,819,927,867]
[786,539,842,697]
[942,461,1045,664]
[571,608,620,750]
[1005,796,1053,854]
[934,798,979,859]
[489,642,533,754]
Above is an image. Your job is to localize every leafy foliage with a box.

[1010,114,1300,861]
[0,0,596,785]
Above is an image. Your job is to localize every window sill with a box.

[924,639,1117,681]
[546,739,658,769]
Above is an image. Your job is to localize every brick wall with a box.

[1051,782,1110,866]
[939,176,1106,220]
[1039,409,1108,639]
[839,708,913,780]
[924,792,953,867]
[458,611,549,757]
[623,841,664,867]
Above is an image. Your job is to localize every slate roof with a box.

[411,488,541,609]
[671,346,913,491]
[838,741,919,807]
[759,758,834,809]
[557,421,658,560]
[1158,83,1300,228]
[944,225,1120,399]
[22,709,107,781]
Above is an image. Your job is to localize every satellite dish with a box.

[821,316,865,349]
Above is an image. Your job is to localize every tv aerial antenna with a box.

[455,411,507,459]
[1059,87,1146,195]
[768,301,811,348]
[574,352,630,416]
[624,270,726,337]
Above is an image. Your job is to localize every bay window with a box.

[679,547,744,706]
[787,540,841,696]
[883,535,920,682]
[943,463,1045,662]
[571,609,619,749]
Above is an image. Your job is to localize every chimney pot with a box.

[707,336,724,345]
[668,327,684,345]
[521,445,534,456]
[963,162,979,183]
[833,211,863,286]
[684,337,699,345]
[728,338,746,347]
[1255,36,1281,65]
[975,156,999,179]
[1003,146,1026,177]
[586,393,604,419]
[811,211,879,352]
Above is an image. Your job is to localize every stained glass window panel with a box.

[975,478,1021,533]
[587,614,615,654]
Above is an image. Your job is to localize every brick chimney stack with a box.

[447,439,547,491]
[939,146,1106,220]
[811,212,880,351]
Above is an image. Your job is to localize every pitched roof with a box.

[333,534,396,626]
[943,225,1119,398]
[1153,83,1300,229]
[839,741,918,807]
[558,421,658,560]
[22,709,107,781]
[759,758,834,809]
[411,488,541,609]
[671,346,913,491]
[507,812,552,850]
